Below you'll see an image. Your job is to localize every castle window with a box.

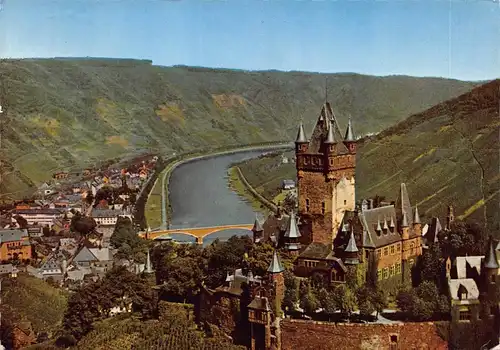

[383,268,389,279]
[389,335,399,350]
[390,245,395,255]
[330,159,333,166]
[306,199,310,212]
[377,249,381,256]
[390,265,395,277]
[304,157,309,165]
[319,158,323,165]
[396,263,401,274]
[344,200,347,206]
[459,309,471,321]
[321,202,325,215]
[491,275,496,283]
[377,270,382,281]
[396,244,401,252]
[383,247,388,256]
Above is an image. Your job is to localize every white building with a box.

[12,209,63,228]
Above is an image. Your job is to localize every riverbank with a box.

[144,142,293,230]
[227,166,273,215]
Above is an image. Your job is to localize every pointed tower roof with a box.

[402,212,409,227]
[396,183,413,227]
[485,237,500,269]
[345,230,359,253]
[344,117,355,141]
[413,206,421,224]
[389,216,395,228]
[324,119,336,144]
[295,122,308,143]
[284,212,301,238]
[252,216,263,232]
[144,249,154,274]
[267,250,285,274]
[383,217,389,230]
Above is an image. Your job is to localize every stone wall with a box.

[280,319,448,350]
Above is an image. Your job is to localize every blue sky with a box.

[0,0,498,81]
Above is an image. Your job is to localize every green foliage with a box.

[442,220,488,258]
[110,216,150,263]
[317,288,337,317]
[416,243,445,291]
[0,58,478,199]
[356,285,387,317]
[299,282,319,315]
[282,271,299,312]
[396,281,449,321]
[70,212,97,236]
[334,284,357,318]
[63,266,156,341]
[0,274,68,347]
[152,243,205,302]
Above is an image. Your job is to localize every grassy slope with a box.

[238,80,500,236]
[0,58,478,199]
[1,274,68,336]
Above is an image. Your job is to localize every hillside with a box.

[237,80,500,236]
[0,274,68,345]
[0,58,478,199]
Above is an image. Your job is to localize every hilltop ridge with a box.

[0,58,478,199]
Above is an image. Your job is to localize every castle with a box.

[253,102,423,292]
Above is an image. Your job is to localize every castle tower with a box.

[144,249,154,274]
[284,212,301,255]
[344,229,359,265]
[483,236,499,324]
[295,103,356,247]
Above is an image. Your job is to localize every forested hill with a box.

[0,58,478,198]
[357,79,500,236]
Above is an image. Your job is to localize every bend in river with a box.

[168,150,268,246]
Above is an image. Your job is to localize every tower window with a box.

[306,199,310,212]
[344,200,347,205]
[321,202,325,214]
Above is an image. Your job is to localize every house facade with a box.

[0,229,32,262]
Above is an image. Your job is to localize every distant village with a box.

[0,154,159,290]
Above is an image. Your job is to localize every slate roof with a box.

[485,237,500,269]
[89,247,113,261]
[448,278,480,300]
[456,256,484,279]
[248,296,271,311]
[0,229,28,243]
[13,209,62,215]
[425,217,442,245]
[0,264,15,275]
[307,103,349,154]
[295,122,308,143]
[344,117,355,141]
[262,213,289,241]
[252,217,263,232]
[395,183,413,228]
[267,251,285,273]
[215,268,262,296]
[91,209,124,218]
[357,206,401,248]
[345,230,359,253]
[284,212,301,239]
[299,242,333,260]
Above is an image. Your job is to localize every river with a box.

[168,150,272,246]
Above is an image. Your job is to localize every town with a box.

[0,94,498,349]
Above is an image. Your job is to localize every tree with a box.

[356,286,375,317]
[396,281,447,321]
[299,283,319,315]
[335,284,357,319]
[443,220,487,257]
[282,271,299,312]
[14,215,28,229]
[318,288,337,320]
[110,216,149,263]
[70,213,96,236]
[417,243,444,290]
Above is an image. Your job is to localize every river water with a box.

[168,150,269,246]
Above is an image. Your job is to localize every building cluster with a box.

[198,102,500,350]
[0,155,158,288]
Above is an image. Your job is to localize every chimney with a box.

[369,199,374,209]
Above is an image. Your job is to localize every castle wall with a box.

[280,319,448,350]
[332,176,355,237]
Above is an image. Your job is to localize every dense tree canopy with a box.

[110,216,150,263]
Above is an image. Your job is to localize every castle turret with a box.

[413,206,422,236]
[344,229,359,265]
[284,212,302,255]
[401,212,409,240]
[252,216,264,242]
[485,236,499,279]
[343,117,356,154]
[295,122,308,154]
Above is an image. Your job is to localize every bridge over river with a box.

[145,145,291,246]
